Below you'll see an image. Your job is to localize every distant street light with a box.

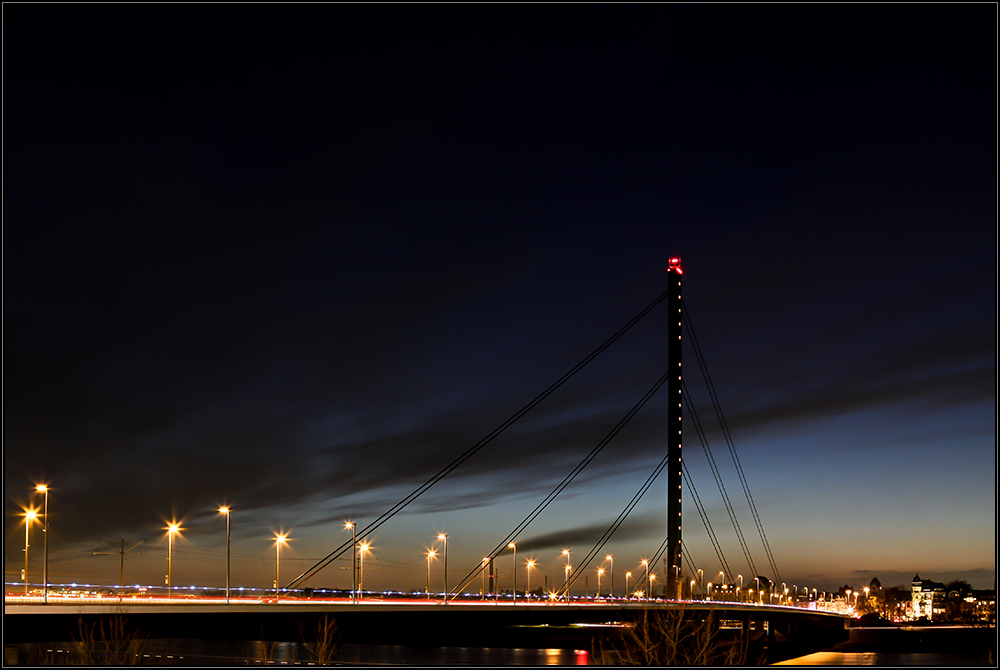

[597,568,605,597]
[344,522,357,603]
[508,543,517,604]
[641,560,649,600]
[23,509,38,595]
[606,555,614,598]
[562,550,571,602]
[426,549,437,600]
[526,560,535,601]
[697,569,703,598]
[274,533,288,599]
[35,485,49,604]
[359,541,371,600]
[219,507,231,604]
[708,582,713,600]
[625,572,632,600]
[166,522,181,598]
[738,574,743,602]
[437,534,448,605]
[482,558,489,601]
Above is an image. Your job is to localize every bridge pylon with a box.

[666,257,683,599]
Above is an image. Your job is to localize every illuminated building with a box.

[911,574,946,620]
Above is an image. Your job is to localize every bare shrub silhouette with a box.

[593,607,756,665]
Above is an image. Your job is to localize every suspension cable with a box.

[452,368,672,598]
[684,380,756,581]
[285,287,672,589]
[683,306,781,585]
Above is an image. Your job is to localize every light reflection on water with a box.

[19,639,592,666]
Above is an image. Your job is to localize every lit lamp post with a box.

[650,573,657,600]
[738,575,743,602]
[606,555,614,598]
[707,582,713,601]
[526,560,535,601]
[426,549,437,600]
[437,534,448,605]
[35,485,49,604]
[166,522,181,599]
[482,558,489,600]
[344,522,357,603]
[697,569,704,599]
[863,586,870,610]
[23,509,38,596]
[274,533,288,600]
[690,579,695,601]
[508,543,517,604]
[219,507,231,604]
[597,568,605,597]
[640,560,649,600]
[562,550,571,602]
[359,541,371,600]
[625,572,632,599]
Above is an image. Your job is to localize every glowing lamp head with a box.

[25,509,39,521]
[219,506,230,515]
[167,523,181,535]
[437,534,447,540]
[275,533,287,544]
[508,542,516,549]
[35,484,49,493]
[427,549,437,558]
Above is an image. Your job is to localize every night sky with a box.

[5,5,995,596]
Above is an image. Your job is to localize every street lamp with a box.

[606,555,614,598]
[35,485,49,604]
[482,558,489,600]
[508,543,517,604]
[597,568,605,597]
[697,569,703,599]
[219,507,231,604]
[738,574,743,602]
[166,522,181,598]
[562,550,571,602]
[526,560,535,601]
[707,582,713,601]
[437,534,448,605]
[650,573,657,600]
[690,579,695,601]
[426,549,437,600]
[344,522,357,603]
[625,572,632,599]
[274,533,288,599]
[359,541,371,600]
[640,560,649,599]
[23,508,38,596]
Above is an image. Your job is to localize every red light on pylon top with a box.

[668,257,683,274]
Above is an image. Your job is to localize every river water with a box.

[12,639,594,666]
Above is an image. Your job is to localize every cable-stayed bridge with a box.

[5,259,853,660]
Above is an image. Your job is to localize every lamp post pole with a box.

[274,534,287,600]
[606,555,614,598]
[35,485,49,604]
[24,510,37,596]
[526,560,535,601]
[438,534,448,605]
[508,543,517,604]
[344,523,356,603]
[625,572,631,600]
[219,508,231,604]
[166,523,180,599]
[562,550,571,602]
[426,550,436,600]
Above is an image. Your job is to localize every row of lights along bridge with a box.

[17,488,836,607]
